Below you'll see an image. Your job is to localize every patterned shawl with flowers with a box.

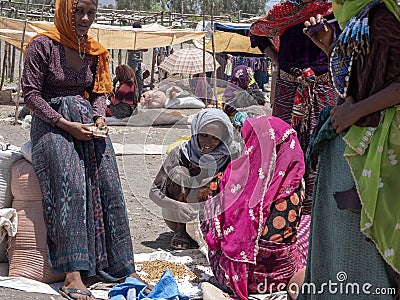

[204,115,305,300]
[28,0,113,94]
[250,0,332,38]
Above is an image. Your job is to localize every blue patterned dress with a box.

[22,36,135,280]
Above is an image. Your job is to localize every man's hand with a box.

[170,201,197,223]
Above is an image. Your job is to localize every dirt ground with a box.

[0,102,198,299]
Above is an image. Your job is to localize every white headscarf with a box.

[180,108,233,173]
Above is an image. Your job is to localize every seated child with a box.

[107,64,139,119]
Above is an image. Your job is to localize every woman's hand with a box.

[56,118,93,140]
[197,186,211,202]
[330,96,361,134]
[71,122,95,140]
[303,14,334,56]
[94,116,108,131]
[93,116,109,138]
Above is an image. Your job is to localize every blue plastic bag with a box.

[108,269,189,300]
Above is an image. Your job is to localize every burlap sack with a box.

[8,159,65,283]
[0,147,23,262]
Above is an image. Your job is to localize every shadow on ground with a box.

[140,231,175,251]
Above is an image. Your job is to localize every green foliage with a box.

[151,3,163,11]
[114,0,264,16]
[116,0,158,11]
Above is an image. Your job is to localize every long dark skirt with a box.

[30,95,135,281]
[300,132,396,299]
[273,78,337,214]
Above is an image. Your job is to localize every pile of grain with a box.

[136,260,197,283]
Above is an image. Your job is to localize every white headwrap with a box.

[180,108,233,173]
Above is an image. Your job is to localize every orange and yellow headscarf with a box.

[29,0,113,94]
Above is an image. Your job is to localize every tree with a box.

[116,0,157,11]
[202,0,264,18]
[114,0,264,17]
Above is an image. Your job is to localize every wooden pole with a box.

[158,47,165,81]
[14,0,30,125]
[202,0,206,106]
[4,1,11,84]
[118,49,122,65]
[181,1,183,26]
[10,8,18,82]
[210,1,218,108]
[0,2,3,72]
[6,43,10,81]
[0,45,8,91]
[39,0,46,21]
[150,48,157,89]
[10,45,15,82]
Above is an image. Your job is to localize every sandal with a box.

[59,286,94,300]
[170,231,199,250]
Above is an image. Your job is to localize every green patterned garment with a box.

[332,0,400,28]
[344,106,400,274]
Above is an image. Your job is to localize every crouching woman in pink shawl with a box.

[202,115,305,300]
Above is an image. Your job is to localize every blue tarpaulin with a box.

[214,22,252,36]
[108,269,189,300]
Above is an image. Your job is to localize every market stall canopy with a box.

[205,31,262,54]
[193,20,262,54]
[0,17,207,50]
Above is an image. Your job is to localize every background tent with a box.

[195,21,268,90]
[205,31,261,55]
[0,17,207,50]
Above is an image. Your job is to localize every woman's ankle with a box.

[64,271,85,286]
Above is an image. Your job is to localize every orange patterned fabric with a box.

[27,0,113,94]
[261,189,304,243]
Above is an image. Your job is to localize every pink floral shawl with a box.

[204,115,305,299]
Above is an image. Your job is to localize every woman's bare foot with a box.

[60,271,96,300]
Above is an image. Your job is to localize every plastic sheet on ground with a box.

[106,109,192,127]
[0,249,212,300]
[135,249,212,299]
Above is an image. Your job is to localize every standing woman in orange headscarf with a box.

[21,0,149,299]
